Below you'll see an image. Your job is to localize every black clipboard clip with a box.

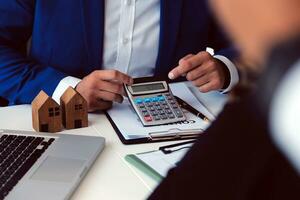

[159,140,195,154]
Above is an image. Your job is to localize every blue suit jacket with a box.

[0,0,236,105]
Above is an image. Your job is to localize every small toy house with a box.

[60,87,88,129]
[32,91,62,133]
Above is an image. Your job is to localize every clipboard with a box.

[105,82,213,145]
[106,112,203,144]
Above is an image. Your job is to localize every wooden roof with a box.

[61,86,85,103]
[31,90,58,109]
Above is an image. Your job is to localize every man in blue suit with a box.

[0,0,239,111]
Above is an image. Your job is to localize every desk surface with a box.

[0,83,227,200]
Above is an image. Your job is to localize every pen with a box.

[175,96,211,122]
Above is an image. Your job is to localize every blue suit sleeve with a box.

[0,0,67,105]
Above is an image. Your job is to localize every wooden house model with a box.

[32,91,62,133]
[60,87,88,129]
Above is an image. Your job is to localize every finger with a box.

[89,100,113,112]
[186,62,215,81]
[169,52,211,79]
[169,58,197,80]
[198,81,217,93]
[168,54,195,80]
[96,90,124,103]
[198,73,223,93]
[177,54,195,77]
[94,80,124,95]
[208,71,225,90]
[93,70,133,85]
[178,54,194,65]
[184,51,212,67]
[191,74,210,88]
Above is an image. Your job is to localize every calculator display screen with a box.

[131,83,165,93]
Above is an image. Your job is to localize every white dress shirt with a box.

[52,0,239,103]
[270,59,300,174]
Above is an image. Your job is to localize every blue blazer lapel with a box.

[155,0,183,77]
[80,0,105,72]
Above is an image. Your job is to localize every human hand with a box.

[76,70,133,112]
[168,51,227,92]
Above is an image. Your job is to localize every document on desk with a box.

[126,142,193,181]
[106,82,213,143]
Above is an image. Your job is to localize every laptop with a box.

[0,129,105,200]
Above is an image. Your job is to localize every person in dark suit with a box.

[0,97,8,107]
[0,0,239,110]
[149,0,300,199]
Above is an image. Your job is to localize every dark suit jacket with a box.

[149,37,300,199]
[0,97,8,107]
[0,0,236,105]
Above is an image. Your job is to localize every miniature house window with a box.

[48,108,54,117]
[75,104,83,111]
[55,107,60,116]
[49,107,60,117]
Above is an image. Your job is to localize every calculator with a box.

[124,79,186,126]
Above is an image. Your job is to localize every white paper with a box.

[135,143,193,177]
[107,82,212,139]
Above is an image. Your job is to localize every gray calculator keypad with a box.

[133,93,184,123]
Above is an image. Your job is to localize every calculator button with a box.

[164,105,170,109]
[149,107,155,111]
[161,102,168,106]
[174,109,184,118]
[158,96,165,101]
[160,114,168,120]
[151,111,158,116]
[145,102,152,107]
[144,116,152,122]
[165,109,173,114]
[142,112,150,117]
[156,106,162,110]
[169,100,176,104]
[139,104,145,109]
[140,107,147,112]
[159,101,166,106]
[144,98,151,103]
[163,104,170,108]
[152,97,159,102]
[159,110,165,115]
[134,98,143,104]
[154,116,161,121]
[147,103,154,108]
[168,114,175,119]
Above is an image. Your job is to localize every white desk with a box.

[0,83,227,200]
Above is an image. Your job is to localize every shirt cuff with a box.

[52,76,82,104]
[214,55,239,93]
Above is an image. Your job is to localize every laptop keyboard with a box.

[0,134,55,199]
